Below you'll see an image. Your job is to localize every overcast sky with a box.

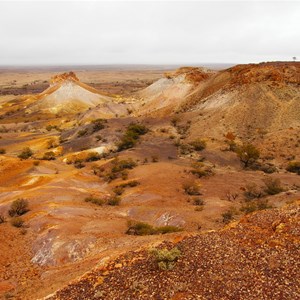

[0,0,299,65]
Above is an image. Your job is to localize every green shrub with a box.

[183,181,201,195]
[118,180,140,188]
[263,177,284,195]
[18,147,33,159]
[244,183,264,200]
[117,135,137,151]
[85,197,105,206]
[150,247,181,270]
[222,209,234,224]
[92,119,107,132]
[126,221,156,235]
[77,129,88,137]
[107,196,121,206]
[240,199,273,214]
[286,161,300,175]
[236,143,260,168]
[85,152,101,162]
[179,143,193,155]
[126,221,182,236]
[0,214,5,224]
[113,186,125,195]
[156,226,182,234]
[193,197,205,206]
[10,217,24,228]
[74,159,85,169]
[117,123,148,151]
[151,155,159,163]
[42,151,56,160]
[170,116,180,127]
[8,199,29,217]
[112,158,137,172]
[189,139,206,151]
[190,162,214,178]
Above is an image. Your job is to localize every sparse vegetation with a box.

[77,129,88,137]
[92,118,107,132]
[0,148,6,154]
[190,162,214,178]
[85,195,121,206]
[101,158,137,182]
[150,247,181,270]
[126,221,182,236]
[84,197,105,206]
[222,208,236,224]
[85,152,101,162]
[183,181,201,195]
[8,199,29,217]
[286,161,300,175]
[0,214,5,224]
[236,143,260,168]
[244,183,264,200]
[42,151,56,160]
[107,196,121,206]
[18,147,33,159]
[10,217,24,228]
[240,199,273,214]
[192,197,205,206]
[263,177,284,195]
[189,139,206,151]
[117,123,148,151]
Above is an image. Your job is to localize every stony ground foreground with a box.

[50,202,300,300]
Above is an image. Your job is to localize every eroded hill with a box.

[0,63,299,300]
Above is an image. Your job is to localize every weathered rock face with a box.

[27,72,113,114]
[49,71,80,86]
[164,66,215,84]
[227,62,300,86]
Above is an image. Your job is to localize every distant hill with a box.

[26,72,113,114]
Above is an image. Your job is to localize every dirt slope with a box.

[48,201,300,300]
[26,72,113,114]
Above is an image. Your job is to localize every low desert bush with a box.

[91,118,107,132]
[189,139,206,151]
[240,199,273,214]
[0,148,6,154]
[8,199,29,217]
[18,147,33,160]
[126,221,182,236]
[112,158,137,172]
[286,161,300,175]
[113,186,125,195]
[10,217,24,228]
[42,151,56,160]
[244,183,264,200]
[190,162,214,178]
[74,160,85,169]
[107,196,121,206]
[0,214,5,224]
[150,247,181,270]
[117,123,148,151]
[85,152,101,162]
[222,209,235,224]
[183,181,201,195]
[102,158,137,182]
[77,129,88,137]
[236,143,260,168]
[85,197,105,206]
[263,177,284,195]
[193,197,205,206]
[118,180,140,188]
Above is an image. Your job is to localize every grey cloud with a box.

[0,1,299,65]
